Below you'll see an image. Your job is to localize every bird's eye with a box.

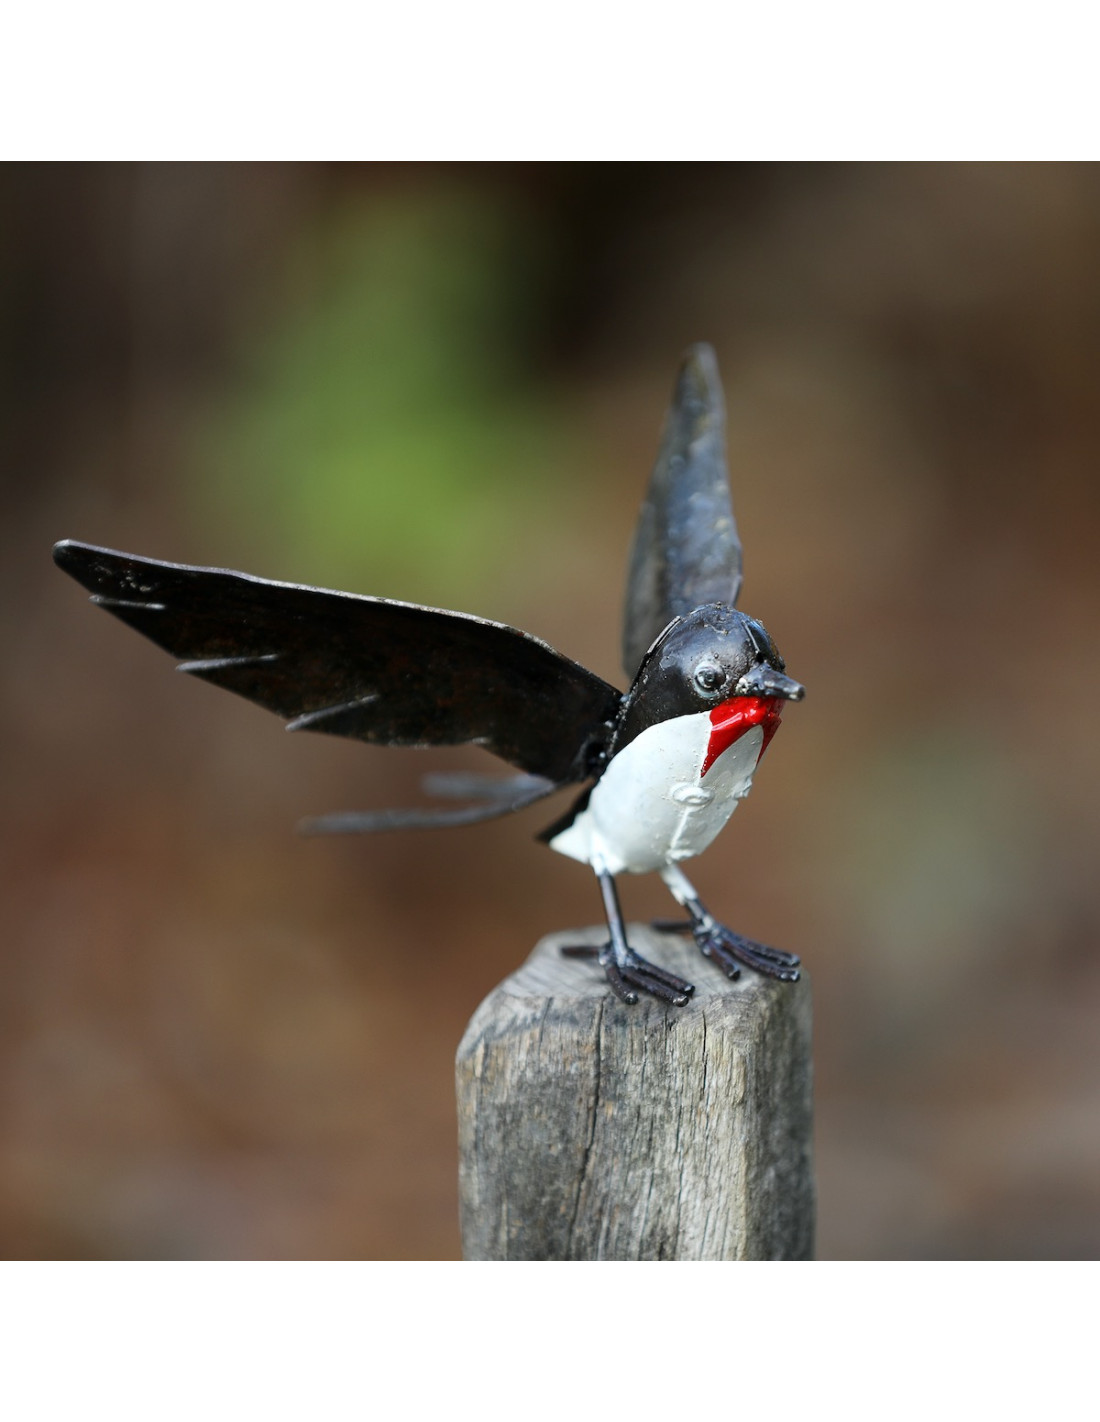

[693,661,725,695]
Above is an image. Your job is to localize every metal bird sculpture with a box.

[54,343,804,1006]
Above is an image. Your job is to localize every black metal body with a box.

[54,342,804,1004]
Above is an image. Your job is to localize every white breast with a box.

[548,710,764,875]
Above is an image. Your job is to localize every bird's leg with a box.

[561,861,696,1006]
[654,865,801,983]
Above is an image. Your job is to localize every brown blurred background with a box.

[2,162,1098,1259]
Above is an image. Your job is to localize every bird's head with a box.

[613,604,804,753]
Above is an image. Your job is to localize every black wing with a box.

[620,343,743,679]
[54,541,622,785]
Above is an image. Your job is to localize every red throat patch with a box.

[701,696,784,778]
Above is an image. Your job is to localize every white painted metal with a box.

[549,711,764,876]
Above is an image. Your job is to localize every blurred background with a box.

[2,162,1098,1259]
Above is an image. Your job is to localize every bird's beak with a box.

[735,665,805,701]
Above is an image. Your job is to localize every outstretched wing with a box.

[620,343,743,679]
[54,541,622,784]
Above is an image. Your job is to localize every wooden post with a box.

[456,924,814,1260]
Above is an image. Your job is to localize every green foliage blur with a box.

[192,188,579,608]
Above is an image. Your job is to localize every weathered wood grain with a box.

[456,925,814,1260]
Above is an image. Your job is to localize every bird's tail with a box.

[299,772,560,835]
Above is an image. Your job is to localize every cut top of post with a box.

[456,926,814,1261]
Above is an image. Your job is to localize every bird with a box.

[53,343,804,1006]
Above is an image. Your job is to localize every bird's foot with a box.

[652,917,801,983]
[560,941,696,1006]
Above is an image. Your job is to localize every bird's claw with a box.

[697,924,800,981]
[652,917,801,983]
[561,942,696,1006]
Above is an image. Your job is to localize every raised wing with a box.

[620,343,743,679]
[54,541,622,785]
